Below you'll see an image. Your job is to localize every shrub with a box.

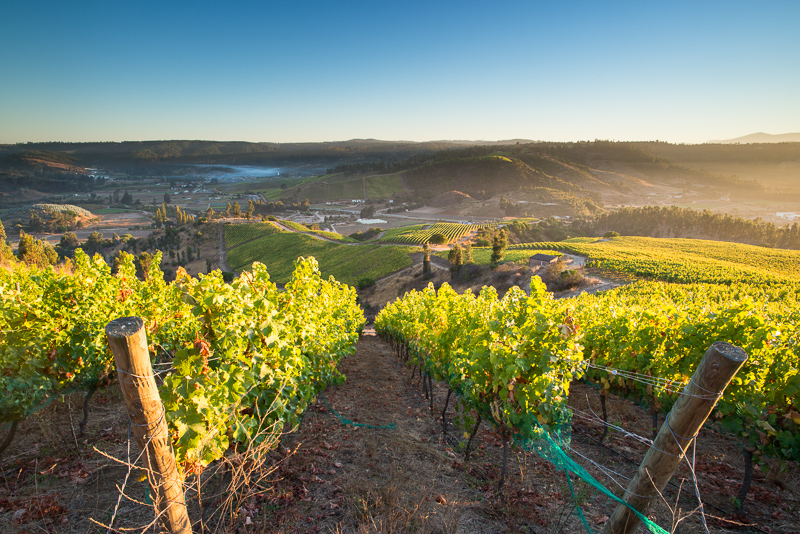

[357,277,376,289]
[428,233,446,244]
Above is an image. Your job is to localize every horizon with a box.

[1,1,798,145]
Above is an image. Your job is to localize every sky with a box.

[0,0,798,145]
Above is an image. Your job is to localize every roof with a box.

[530,253,559,262]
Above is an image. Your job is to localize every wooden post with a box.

[106,317,192,534]
[603,342,747,534]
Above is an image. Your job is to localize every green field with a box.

[227,232,416,285]
[296,173,406,202]
[224,222,283,249]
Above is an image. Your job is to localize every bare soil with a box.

[1,328,797,533]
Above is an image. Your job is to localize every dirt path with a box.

[272,329,505,533]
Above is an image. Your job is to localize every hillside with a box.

[2,139,798,224]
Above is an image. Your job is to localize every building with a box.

[529,253,559,268]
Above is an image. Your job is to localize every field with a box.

[294,173,406,202]
[513,236,800,285]
[226,231,416,285]
[223,221,283,249]
[379,222,495,245]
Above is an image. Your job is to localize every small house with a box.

[529,253,559,268]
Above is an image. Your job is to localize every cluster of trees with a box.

[588,206,800,249]
[25,209,81,234]
[155,203,195,227]
[349,227,382,242]
[204,198,311,221]
[16,230,58,267]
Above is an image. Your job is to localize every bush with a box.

[540,260,585,292]
[428,233,446,244]
[357,277,376,289]
[604,231,620,238]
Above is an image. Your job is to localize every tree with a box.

[0,219,13,262]
[17,230,58,267]
[59,231,79,249]
[246,200,254,220]
[360,205,376,219]
[29,213,45,233]
[137,251,154,281]
[85,231,104,255]
[121,191,133,205]
[225,203,231,217]
[164,192,171,204]
[231,202,241,218]
[206,207,215,220]
[422,243,431,277]
[491,229,507,264]
[463,242,473,264]
[448,243,463,273]
[603,231,620,238]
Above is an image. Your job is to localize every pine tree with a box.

[491,230,507,264]
[448,244,463,273]
[422,243,432,278]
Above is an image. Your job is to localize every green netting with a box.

[318,394,395,430]
[511,418,669,534]
[393,335,669,534]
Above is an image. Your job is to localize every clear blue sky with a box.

[1,1,797,144]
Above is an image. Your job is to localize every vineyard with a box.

[0,252,365,474]
[379,222,497,245]
[510,236,800,285]
[2,231,799,532]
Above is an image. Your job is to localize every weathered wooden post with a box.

[603,342,747,534]
[106,317,192,534]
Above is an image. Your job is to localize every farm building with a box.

[529,253,559,268]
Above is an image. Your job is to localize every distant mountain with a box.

[708,132,800,144]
